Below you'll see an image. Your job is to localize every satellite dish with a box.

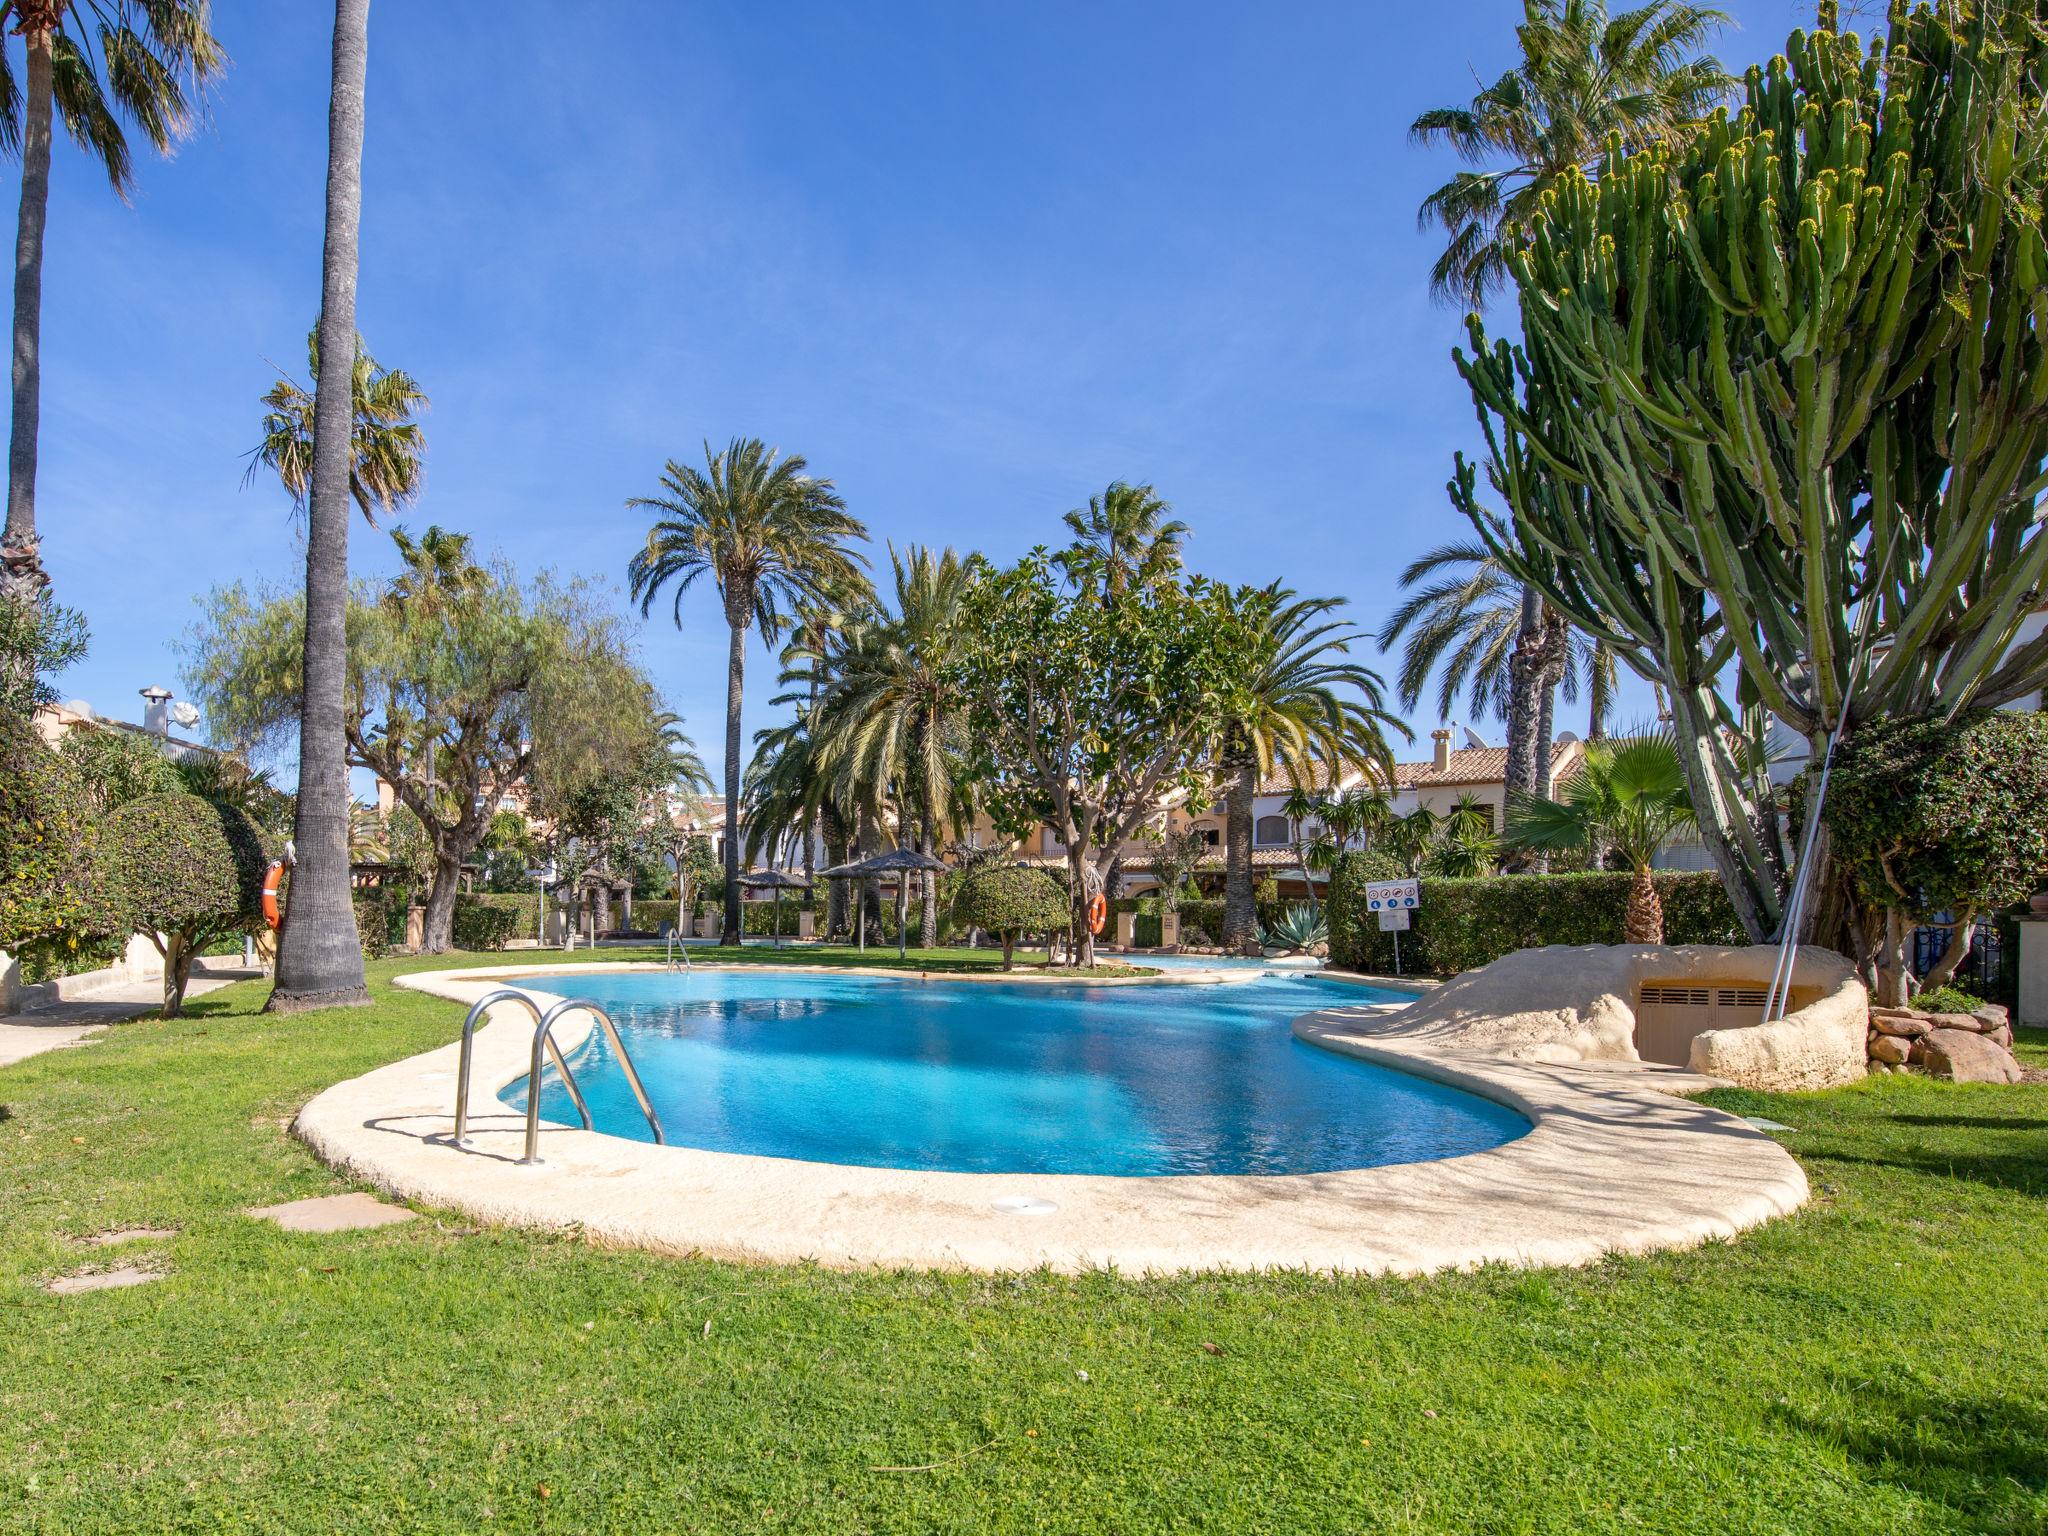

[1461,726,1489,750]
[169,701,201,729]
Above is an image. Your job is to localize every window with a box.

[1254,814,1291,846]
[1190,821,1220,847]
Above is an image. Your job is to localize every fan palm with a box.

[1412,0,1731,308]
[1055,481,1187,601]
[1219,588,1405,950]
[248,330,427,527]
[0,0,223,606]
[627,437,871,942]
[1504,735,1696,942]
[269,0,374,1013]
[815,544,974,946]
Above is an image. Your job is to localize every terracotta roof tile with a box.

[1390,740,1580,790]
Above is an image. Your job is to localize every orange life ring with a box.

[1087,891,1108,936]
[261,860,285,930]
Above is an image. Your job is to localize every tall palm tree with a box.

[269,0,373,1014]
[1218,588,1405,952]
[0,0,223,606]
[627,437,870,943]
[1380,539,1618,777]
[816,545,975,946]
[1412,0,1730,308]
[1505,734,1696,942]
[1055,480,1187,601]
[248,331,427,526]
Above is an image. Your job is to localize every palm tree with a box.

[1218,589,1404,952]
[1385,805,1443,878]
[269,0,374,1014]
[627,437,870,943]
[0,1,223,607]
[1504,735,1696,942]
[248,331,427,526]
[1055,481,1187,600]
[1412,0,1731,308]
[816,545,974,946]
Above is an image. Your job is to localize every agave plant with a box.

[1259,902,1329,955]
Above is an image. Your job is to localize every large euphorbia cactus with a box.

[1454,1,2048,943]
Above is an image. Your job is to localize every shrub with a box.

[467,890,542,939]
[451,898,520,952]
[952,863,1069,969]
[352,891,390,960]
[1326,856,1741,978]
[97,792,268,1015]
[0,713,105,968]
[1911,983,1987,1016]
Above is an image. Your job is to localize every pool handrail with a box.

[450,987,666,1163]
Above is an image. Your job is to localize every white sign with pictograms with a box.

[1364,879,1420,912]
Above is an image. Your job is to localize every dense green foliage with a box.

[1825,710,2048,926]
[0,592,86,717]
[0,713,98,965]
[951,862,1070,967]
[449,898,520,953]
[1327,859,1740,977]
[351,891,393,961]
[0,951,2043,1530]
[1456,4,2048,943]
[96,793,268,1015]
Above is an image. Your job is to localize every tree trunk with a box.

[1000,932,1015,970]
[1220,737,1258,954]
[1066,845,1095,968]
[161,933,193,1019]
[270,0,374,1014]
[1919,909,1978,992]
[823,806,849,937]
[1502,584,1543,800]
[2,16,54,610]
[421,851,462,952]
[919,807,937,948]
[721,617,745,944]
[1623,867,1664,944]
[1874,905,1912,1008]
[592,875,611,939]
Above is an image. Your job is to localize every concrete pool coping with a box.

[291,962,1808,1276]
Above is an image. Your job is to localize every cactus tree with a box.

[1454,2,2048,943]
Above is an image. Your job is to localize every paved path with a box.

[0,973,252,1069]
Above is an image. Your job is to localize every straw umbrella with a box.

[737,869,812,947]
[822,848,949,958]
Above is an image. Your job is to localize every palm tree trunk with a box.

[270,0,374,1013]
[1220,737,1258,954]
[1623,866,1664,944]
[721,618,745,943]
[1503,584,1542,800]
[919,805,938,948]
[2,12,54,610]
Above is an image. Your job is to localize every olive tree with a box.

[98,793,268,1016]
[1454,3,2048,945]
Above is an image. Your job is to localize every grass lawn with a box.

[2,950,2044,1534]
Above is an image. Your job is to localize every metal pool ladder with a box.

[452,988,667,1165]
[664,927,692,970]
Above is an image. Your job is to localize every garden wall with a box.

[1326,858,1742,978]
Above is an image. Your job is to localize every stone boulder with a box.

[1911,1028,2024,1084]
[1870,1011,1930,1039]
[1925,1011,1992,1034]
[1866,1033,1912,1065]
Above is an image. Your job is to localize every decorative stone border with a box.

[290,963,1808,1275]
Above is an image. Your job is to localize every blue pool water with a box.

[503,969,1528,1177]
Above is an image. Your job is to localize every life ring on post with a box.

[261,860,286,931]
[1086,891,1108,936]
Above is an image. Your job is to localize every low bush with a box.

[466,891,541,939]
[451,898,521,952]
[352,891,390,960]
[0,713,104,968]
[951,863,1068,968]
[1326,856,1741,977]
[1911,983,1988,1015]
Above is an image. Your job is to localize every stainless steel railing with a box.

[451,988,666,1164]
[664,928,692,970]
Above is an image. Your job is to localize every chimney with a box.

[1431,728,1452,772]
[139,685,173,736]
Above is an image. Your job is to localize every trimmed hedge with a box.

[452,898,521,952]
[0,713,101,964]
[97,793,268,1014]
[1327,856,1742,977]
[352,892,391,959]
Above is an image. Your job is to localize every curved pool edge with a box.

[291,963,1808,1277]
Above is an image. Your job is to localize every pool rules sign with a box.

[1364,879,1420,973]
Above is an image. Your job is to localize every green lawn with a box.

[2,951,2043,1534]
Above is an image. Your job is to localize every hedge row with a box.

[1326,857,1743,978]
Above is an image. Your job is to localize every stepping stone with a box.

[1740,1116,1797,1133]
[45,1265,164,1295]
[81,1227,178,1247]
[246,1193,417,1233]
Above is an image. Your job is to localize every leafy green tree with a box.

[1412,0,1730,307]
[627,437,871,944]
[185,567,667,954]
[950,861,1069,970]
[1505,736,1696,942]
[97,792,267,1016]
[247,331,427,527]
[0,709,94,966]
[0,588,83,718]
[1824,710,2048,1006]
[0,0,223,607]
[1218,589,1403,952]
[268,0,377,1012]
[948,552,1266,965]
[1455,4,2048,944]
[1146,823,1210,917]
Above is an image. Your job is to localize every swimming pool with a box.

[502,969,1527,1177]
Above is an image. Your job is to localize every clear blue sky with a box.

[28,0,1814,768]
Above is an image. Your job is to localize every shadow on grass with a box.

[1889,1115,2047,1132]
[1819,1147,2048,1199]
[1774,1380,2048,1530]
